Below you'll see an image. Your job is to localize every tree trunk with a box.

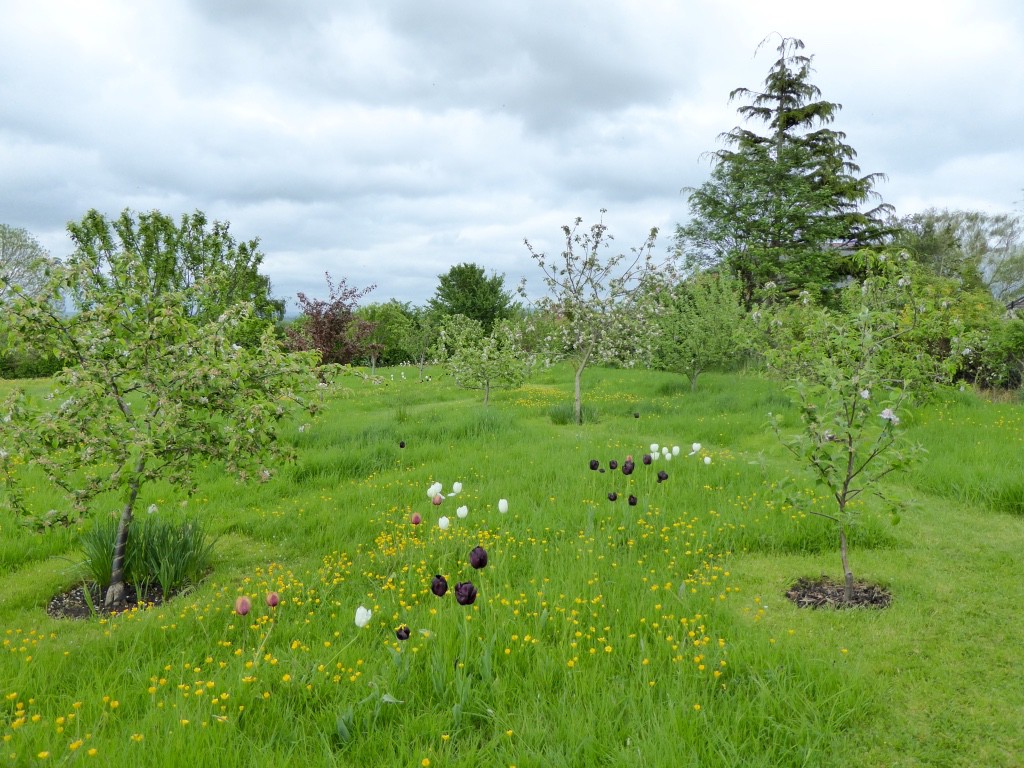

[484,379,490,406]
[574,363,584,425]
[838,524,854,603]
[104,457,145,609]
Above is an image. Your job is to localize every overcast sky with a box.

[2,0,1022,310]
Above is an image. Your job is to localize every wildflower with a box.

[454,582,478,605]
[410,513,422,525]
[498,499,509,514]
[589,459,600,471]
[456,505,468,519]
[657,470,668,483]
[469,546,488,569]
[355,606,372,628]
[266,592,280,608]
[432,494,444,506]
[438,516,450,530]
[880,408,900,425]
[628,495,637,506]
[608,492,618,502]
[234,596,251,616]
[642,454,652,465]
[703,456,712,465]
[396,626,410,641]
[431,575,449,597]
[859,389,870,400]
[609,459,618,470]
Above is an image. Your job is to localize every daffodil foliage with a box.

[524,211,666,424]
[0,210,320,608]
[759,249,961,600]
[433,314,529,405]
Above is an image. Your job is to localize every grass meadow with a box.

[1,365,1022,767]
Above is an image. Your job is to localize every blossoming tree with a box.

[433,314,530,405]
[524,211,665,424]
[761,250,960,601]
[0,210,320,608]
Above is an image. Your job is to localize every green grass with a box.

[0,366,1022,766]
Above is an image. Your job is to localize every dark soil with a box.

[786,575,892,609]
[47,582,168,620]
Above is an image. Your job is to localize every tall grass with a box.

[0,366,1021,766]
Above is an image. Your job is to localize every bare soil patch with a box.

[786,575,892,609]
[47,582,168,620]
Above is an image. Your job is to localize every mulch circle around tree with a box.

[47,583,168,620]
[786,575,892,609]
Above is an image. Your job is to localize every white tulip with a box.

[355,605,372,628]
[703,456,712,465]
[671,446,680,456]
[438,516,450,530]
[452,482,463,494]
[457,505,469,519]
[498,499,509,514]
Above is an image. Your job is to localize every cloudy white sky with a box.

[2,0,1022,309]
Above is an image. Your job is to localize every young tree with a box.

[287,274,376,366]
[402,306,441,381]
[761,251,959,602]
[679,36,892,306]
[0,224,59,303]
[429,262,516,332]
[524,211,662,424]
[356,300,414,372]
[433,315,530,405]
[0,210,320,608]
[654,271,748,390]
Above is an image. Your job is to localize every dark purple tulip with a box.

[608,492,618,502]
[431,574,448,597]
[599,468,605,474]
[622,460,635,476]
[657,470,668,483]
[399,441,406,448]
[469,546,488,569]
[642,454,652,465]
[396,625,410,641]
[609,460,618,470]
[633,412,640,418]
[454,581,478,606]
[589,459,600,471]
[628,495,638,506]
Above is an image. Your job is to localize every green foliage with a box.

[429,262,515,333]
[653,271,749,390]
[81,514,215,593]
[894,208,1024,302]
[1,208,320,607]
[433,314,530,404]
[355,300,415,371]
[761,250,958,599]
[524,210,665,424]
[0,223,59,303]
[678,36,892,305]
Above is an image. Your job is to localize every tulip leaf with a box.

[380,693,403,704]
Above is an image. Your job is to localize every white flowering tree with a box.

[433,314,530,405]
[524,211,664,424]
[761,250,959,601]
[0,210,320,609]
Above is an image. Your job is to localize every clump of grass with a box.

[548,402,599,424]
[80,514,215,594]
